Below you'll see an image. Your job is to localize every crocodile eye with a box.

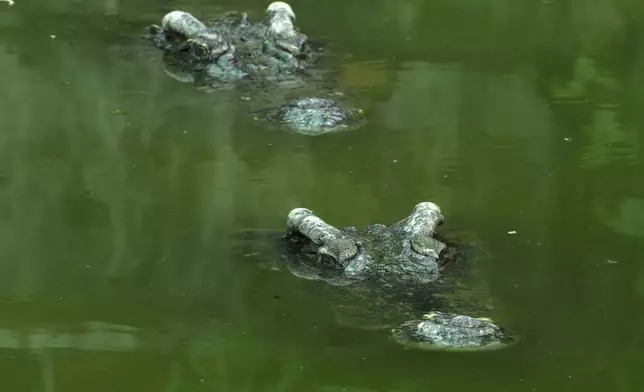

[190,43,209,58]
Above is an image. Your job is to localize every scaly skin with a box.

[254,97,365,135]
[286,202,446,279]
[144,2,319,84]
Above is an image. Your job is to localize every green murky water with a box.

[1,0,644,390]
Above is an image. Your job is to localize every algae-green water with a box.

[1,0,643,390]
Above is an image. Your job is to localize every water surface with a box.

[1,0,644,390]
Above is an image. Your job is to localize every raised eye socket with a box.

[191,43,209,58]
[318,252,346,270]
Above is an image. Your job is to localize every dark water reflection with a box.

[1,0,644,390]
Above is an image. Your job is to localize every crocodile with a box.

[144,3,365,135]
[234,202,517,351]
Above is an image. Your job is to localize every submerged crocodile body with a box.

[237,202,517,351]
